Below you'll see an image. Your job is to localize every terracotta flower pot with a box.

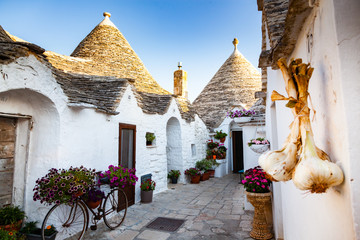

[0,220,23,231]
[208,170,215,178]
[245,191,273,240]
[141,190,153,203]
[220,137,226,143]
[200,172,210,181]
[190,175,200,184]
[86,199,102,209]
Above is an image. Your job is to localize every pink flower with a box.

[252,189,255,192]
[261,185,265,188]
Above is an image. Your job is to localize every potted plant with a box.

[207,139,219,149]
[33,166,97,206]
[208,158,220,178]
[227,109,255,123]
[167,170,181,184]
[195,159,213,181]
[184,168,201,184]
[140,179,156,203]
[145,133,155,146]
[0,205,26,232]
[214,130,228,143]
[248,138,270,154]
[83,188,105,209]
[99,165,138,188]
[20,221,57,240]
[242,166,273,240]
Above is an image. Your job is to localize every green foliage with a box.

[167,170,181,179]
[0,229,18,240]
[214,130,227,139]
[20,221,57,236]
[145,133,155,142]
[195,159,213,171]
[140,179,156,191]
[184,168,201,177]
[0,205,25,225]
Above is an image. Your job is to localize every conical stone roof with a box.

[192,38,261,129]
[47,12,169,95]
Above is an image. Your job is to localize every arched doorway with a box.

[166,117,183,182]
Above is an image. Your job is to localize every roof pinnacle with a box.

[232,38,239,51]
[103,12,111,18]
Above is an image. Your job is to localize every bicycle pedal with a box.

[90,225,97,231]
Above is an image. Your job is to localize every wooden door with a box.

[232,131,244,173]
[118,123,136,208]
[0,117,16,207]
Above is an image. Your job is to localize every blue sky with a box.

[0,0,262,101]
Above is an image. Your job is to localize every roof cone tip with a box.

[103,12,111,18]
[232,38,239,50]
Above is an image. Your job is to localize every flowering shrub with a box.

[248,138,270,146]
[0,229,17,240]
[227,109,255,118]
[167,170,181,179]
[207,139,219,149]
[100,165,138,188]
[140,179,156,191]
[242,166,271,193]
[33,166,96,205]
[184,168,201,177]
[83,188,105,202]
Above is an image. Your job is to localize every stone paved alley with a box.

[82,174,258,240]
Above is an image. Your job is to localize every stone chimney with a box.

[173,62,188,98]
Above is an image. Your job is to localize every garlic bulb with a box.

[259,142,298,181]
[259,118,300,181]
[292,131,344,193]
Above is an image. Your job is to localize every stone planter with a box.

[25,231,58,240]
[249,144,270,154]
[234,116,252,123]
[214,159,226,178]
[141,190,153,203]
[245,191,273,240]
[190,175,200,184]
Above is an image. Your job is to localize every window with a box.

[146,132,156,146]
[191,144,196,157]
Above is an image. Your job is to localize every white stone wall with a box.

[265,0,359,239]
[0,55,209,222]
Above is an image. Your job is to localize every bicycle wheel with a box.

[42,202,87,240]
[103,188,128,229]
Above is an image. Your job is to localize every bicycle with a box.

[40,180,128,240]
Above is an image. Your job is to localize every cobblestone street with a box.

[82,174,256,240]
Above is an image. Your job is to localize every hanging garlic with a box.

[259,117,300,181]
[292,130,344,193]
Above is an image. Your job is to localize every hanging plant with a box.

[259,58,344,193]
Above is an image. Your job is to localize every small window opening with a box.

[191,144,196,157]
[146,132,156,146]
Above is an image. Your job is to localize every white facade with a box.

[265,0,360,239]
[0,54,209,222]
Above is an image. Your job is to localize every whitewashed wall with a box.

[265,0,359,239]
[0,54,209,222]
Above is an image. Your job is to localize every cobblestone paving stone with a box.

[81,174,265,240]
